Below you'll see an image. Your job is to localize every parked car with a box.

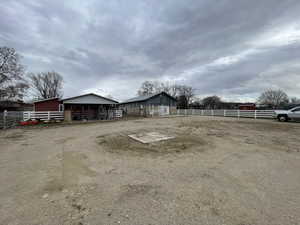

[274,106,300,122]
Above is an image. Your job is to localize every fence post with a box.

[211,110,214,116]
[224,110,226,117]
[254,110,257,119]
[238,110,240,118]
[3,110,7,129]
[48,111,50,120]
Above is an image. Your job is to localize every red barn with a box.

[239,103,256,110]
[34,98,62,111]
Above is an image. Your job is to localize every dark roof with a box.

[120,92,177,104]
[239,103,256,106]
[34,97,60,103]
[62,93,118,103]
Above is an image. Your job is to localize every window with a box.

[292,108,300,112]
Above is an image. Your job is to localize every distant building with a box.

[0,100,33,112]
[119,92,177,116]
[238,103,256,110]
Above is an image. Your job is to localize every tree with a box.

[0,46,28,100]
[177,95,188,109]
[137,81,155,96]
[258,89,289,109]
[202,96,222,109]
[29,71,63,99]
[177,85,194,105]
[137,80,194,108]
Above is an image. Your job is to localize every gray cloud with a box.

[1,0,300,101]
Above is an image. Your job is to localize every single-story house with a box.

[119,92,177,116]
[34,93,118,120]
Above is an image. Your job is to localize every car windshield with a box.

[291,108,300,112]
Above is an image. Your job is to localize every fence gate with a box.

[158,106,170,116]
[0,111,23,129]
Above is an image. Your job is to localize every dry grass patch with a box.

[97,130,209,156]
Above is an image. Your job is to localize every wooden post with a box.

[3,110,7,129]
[224,110,226,117]
[211,110,214,116]
[238,110,240,118]
[48,111,50,121]
[254,110,257,119]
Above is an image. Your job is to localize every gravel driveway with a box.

[0,116,300,225]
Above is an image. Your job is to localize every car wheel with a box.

[278,115,288,122]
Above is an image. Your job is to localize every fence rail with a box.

[0,111,24,129]
[23,111,64,121]
[175,109,275,119]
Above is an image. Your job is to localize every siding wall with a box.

[120,93,177,116]
[34,99,61,111]
[145,93,177,106]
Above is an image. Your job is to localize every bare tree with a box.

[0,46,28,100]
[202,96,222,109]
[177,85,194,105]
[138,81,193,98]
[137,80,194,108]
[29,71,63,99]
[258,89,289,109]
[137,81,155,96]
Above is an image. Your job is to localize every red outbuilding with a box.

[238,103,256,110]
[34,98,63,111]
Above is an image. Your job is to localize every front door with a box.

[88,105,98,119]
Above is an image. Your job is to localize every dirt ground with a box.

[0,116,300,225]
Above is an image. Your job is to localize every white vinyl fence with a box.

[149,105,170,117]
[175,109,275,119]
[114,109,123,118]
[23,111,64,121]
[1,110,64,129]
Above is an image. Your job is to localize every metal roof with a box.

[120,92,176,104]
[62,93,118,104]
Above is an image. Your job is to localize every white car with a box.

[275,106,300,122]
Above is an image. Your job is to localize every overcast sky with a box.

[1,0,300,101]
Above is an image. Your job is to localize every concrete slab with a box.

[128,132,175,144]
